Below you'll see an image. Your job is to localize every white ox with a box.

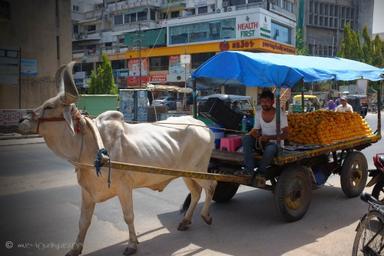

[18,62,217,256]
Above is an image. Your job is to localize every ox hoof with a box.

[65,248,82,256]
[177,219,192,231]
[201,215,213,225]
[123,246,137,256]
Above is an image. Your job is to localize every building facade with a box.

[299,0,377,57]
[72,0,297,89]
[0,0,72,109]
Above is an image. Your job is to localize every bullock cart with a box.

[99,52,383,222]
[189,51,383,221]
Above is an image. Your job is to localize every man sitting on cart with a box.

[240,90,289,185]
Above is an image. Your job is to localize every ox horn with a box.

[55,64,67,93]
[60,61,79,104]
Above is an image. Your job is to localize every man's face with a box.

[260,97,274,111]
[341,99,347,106]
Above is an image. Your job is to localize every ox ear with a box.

[63,105,75,135]
[60,61,79,105]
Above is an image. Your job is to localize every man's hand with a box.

[248,128,259,138]
[259,135,270,143]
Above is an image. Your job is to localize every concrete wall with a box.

[0,0,71,109]
[358,0,374,35]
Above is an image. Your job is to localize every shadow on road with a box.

[86,184,365,256]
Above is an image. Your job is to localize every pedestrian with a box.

[335,96,353,112]
[327,99,336,111]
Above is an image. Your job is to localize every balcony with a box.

[162,0,186,8]
[84,9,103,20]
[107,0,162,13]
[73,32,102,41]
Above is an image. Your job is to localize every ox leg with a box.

[66,188,95,256]
[199,180,217,225]
[118,187,138,256]
[178,178,202,231]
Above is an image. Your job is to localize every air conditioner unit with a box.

[216,8,221,13]
[227,7,232,12]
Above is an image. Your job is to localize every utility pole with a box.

[138,23,142,87]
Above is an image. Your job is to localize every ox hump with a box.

[96,111,124,122]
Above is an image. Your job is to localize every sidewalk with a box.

[0,133,44,146]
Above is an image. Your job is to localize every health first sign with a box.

[236,13,271,39]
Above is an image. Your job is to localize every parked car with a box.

[152,96,177,110]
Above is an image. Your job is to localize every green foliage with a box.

[372,35,384,67]
[296,28,309,55]
[88,54,118,94]
[337,23,363,61]
[338,24,384,68]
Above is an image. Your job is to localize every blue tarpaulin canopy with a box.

[192,51,384,88]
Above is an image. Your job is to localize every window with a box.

[138,11,147,21]
[309,0,313,12]
[0,0,10,20]
[130,13,137,23]
[105,42,112,47]
[124,13,130,23]
[271,21,291,44]
[114,14,123,25]
[170,11,179,18]
[87,24,96,32]
[198,6,208,14]
[330,4,334,17]
[73,24,78,34]
[309,14,313,25]
[229,0,246,6]
[149,56,169,71]
[150,9,156,20]
[169,18,236,45]
[72,5,79,12]
[191,53,215,69]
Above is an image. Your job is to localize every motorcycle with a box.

[366,153,384,201]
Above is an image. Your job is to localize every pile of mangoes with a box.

[287,111,373,145]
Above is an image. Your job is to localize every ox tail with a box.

[180,193,191,215]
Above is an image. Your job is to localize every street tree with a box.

[296,28,309,55]
[88,54,118,94]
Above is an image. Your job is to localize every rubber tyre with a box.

[212,182,240,203]
[274,166,312,222]
[340,152,368,198]
[352,210,384,256]
[372,175,384,202]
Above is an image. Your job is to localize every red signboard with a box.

[127,76,150,86]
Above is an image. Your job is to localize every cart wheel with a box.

[340,151,368,198]
[213,182,240,203]
[372,175,384,202]
[274,166,312,222]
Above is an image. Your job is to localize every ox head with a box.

[18,62,79,135]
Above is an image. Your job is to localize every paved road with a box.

[0,113,382,256]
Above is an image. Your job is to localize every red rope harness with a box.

[34,108,82,134]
